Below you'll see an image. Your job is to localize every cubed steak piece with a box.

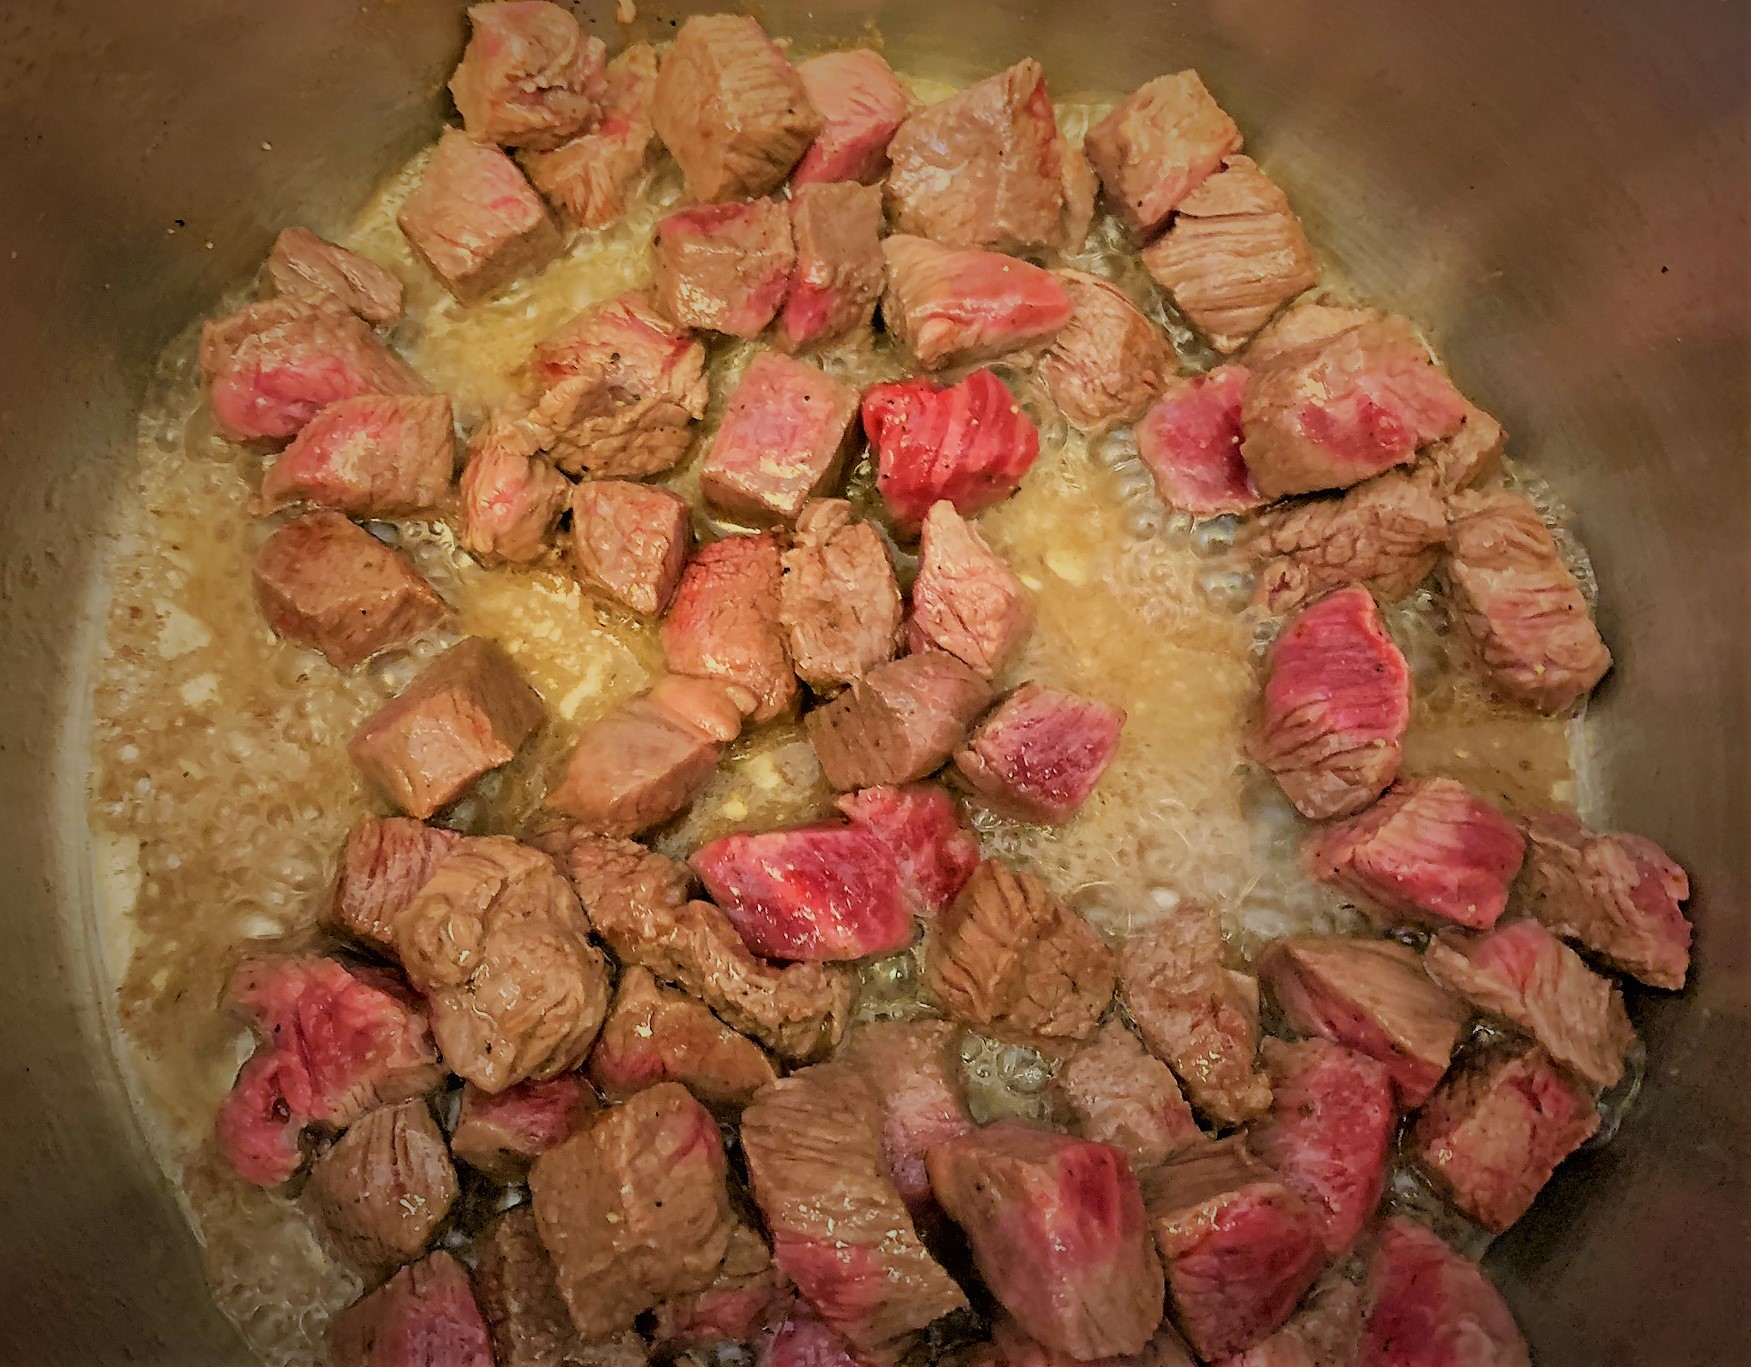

[654,199,796,338]
[662,533,797,722]
[590,965,777,1108]
[1142,1138,1327,1361]
[654,1223,790,1348]
[760,1309,865,1367]
[840,1019,974,1215]
[925,859,1115,1050]
[1241,317,1467,499]
[650,13,821,202]
[1357,1219,1530,1367]
[451,1072,597,1180]
[258,394,453,516]
[1217,1276,1364,1367]
[992,1313,1198,1367]
[330,1250,494,1367]
[1310,777,1526,931]
[476,1206,651,1367]
[1423,400,1505,495]
[1038,272,1172,432]
[1118,906,1271,1127]
[863,370,1041,534]
[1084,71,1243,240]
[449,0,605,149]
[909,501,1034,680]
[521,42,660,230]
[1142,156,1317,354]
[1055,1021,1202,1171]
[1244,301,1381,368]
[779,499,904,690]
[1136,365,1261,516]
[266,226,404,327]
[215,957,442,1187]
[350,637,545,818]
[253,510,447,670]
[308,1098,458,1273]
[531,1082,737,1339]
[1258,938,1468,1107]
[458,411,571,562]
[881,236,1075,370]
[1247,1038,1396,1255]
[808,650,993,790]
[1519,811,1691,990]
[398,127,560,302]
[793,48,914,187]
[742,1062,969,1358]
[929,1121,1165,1358]
[330,814,465,955]
[836,782,980,917]
[1441,490,1612,713]
[777,182,887,353]
[572,480,693,616]
[1250,584,1412,822]
[701,353,859,524]
[954,682,1126,824]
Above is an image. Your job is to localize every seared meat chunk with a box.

[350,637,545,819]
[780,499,903,690]
[1357,1219,1529,1367]
[1038,272,1172,432]
[254,510,447,670]
[807,650,993,790]
[521,42,660,230]
[258,394,453,516]
[309,1098,458,1273]
[459,410,572,562]
[452,1072,598,1181]
[836,782,980,918]
[330,815,465,955]
[1250,585,1411,821]
[1309,777,1526,931]
[929,1121,1165,1358]
[954,682,1126,824]
[663,533,797,722]
[1244,301,1380,368]
[993,1313,1197,1367]
[910,501,1033,680]
[330,1250,493,1367]
[760,1309,864,1367]
[777,182,887,353]
[654,1223,790,1348]
[650,14,820,202]
[572,480,693,616]
[1219,1275,1364,1367]
[266,226,404,327]
[1441,490,1612,712]
[654,199,796,339]
[1055,1021,1202,1171]
[449,1,605,150]
[1084,71,1243,239]
[476,1206,650,1367]
[1258,938,1468,1107]
[701,354,859,524]
[840,1019,974,1214]
[398,128,560,301]
[926,859,1115,1050]
[1136,365,1261,516]
[882,236,1074,369]
[589,965,777,1108]
[793,48,914,187]
[1424,400,1505,495]
[1119,906,1270,1126]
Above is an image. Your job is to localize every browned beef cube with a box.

[954,682,1126,824]
[1243,300,1380,367]
[993,1313,1196,1367]
[776,182,887,353]
[1423,399,1505,494]
[1218,1274,1363,1367]
[742,1062,968,1358]
[649,13,821,202]
[254,511,447,671]
[1142,156,1316,354]
[330,1250,494,1367]
[654,199,796,338]
[449,0,605,150]
[835,783,981,919]
[1442,490,1612,713]
[531,1082,737,1339]
[452,1072,598,1181]
[909,501,1033,680]
[329,815,465,955]
[793,48,915,187]
[589,965,777,1109]
[1055,1020,1202,1171]
[398,128,560,302]
[521,42,660,230]
[653,1222,790,1348]
[1119,906,1270,1127]
[1257,938,1468,1107]
[662,533,797,721]
[929,1121,1165,1358]
[266,226,404,327]
[458,408,571,563]
[1249,584,1411,821]
[925,859,1115,1050]
[701,353,858,524]
[840,1019,973,1214]
[1084,71,1243,240]
[571,480,692,616]
[257,394,454,516]
[1038,271,1173,432]
[881,236,1074,369]
[779,499,902,690]
[308,1098,458,1273]
[349,637,545,818]
[1357,1219,1530,1367]
[807,650,992,790]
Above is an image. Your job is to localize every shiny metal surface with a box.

[0,0,1743,1362]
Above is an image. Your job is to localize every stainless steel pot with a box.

[1,1,1744,1361]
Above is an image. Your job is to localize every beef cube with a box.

[954,682,1126,824]
[521,42,660,230]
[531,1082,737,1339]
[215,957,442,1187]
[350,637,545,818]
[840,1019,974,1214]
[993,1314,1197,1367]
[1424,921,1633,1090]
[1519,811,1691,990]
[266,226,404,327]
[1142,156,1317,354]
[330,1250,494,1367]
[458,413,570,564]
[1060,138,1099,252]
[760,1309,864,1367]
[452,1073,598,1181]
[777,182,887,353]
[1136,365,1262,516]
[308,1098,458,1272]
[929,1121,1166,1359]
[662,533,797,722]
[253,510,447,670]
[476,1206,651,1367]
[1257,938,1468,1107]
[835,782,980,918]
[881,236,1074,370]
[1216,1276,1364,1367]
[779,499,903,690]
[396,837,611,1092]
[257,394,454,516]
[1118,906,1271,1127]
[654,1223,791,1347]
[701,353,859,524]
[925,859,1115,1050]
[201,297,426,443]
[1247,1038,1395,1255]
[1441,490,1612,713]
[1425,401,1506,494]
[589,965,778,1107]
[450,1,605,150]
[1250,585,1411,822]
[1141,1138,1327,1360]
[793,48,913,186]
[1038,272,1173,432]
[572,480,693,616]
[330,815,465,955]
[1357,1219,1529,1367]
[742,1062,969,1358]
[650,14,821,202]
[1054,1020,1202,1171]
[1084,71,1243,239]
[654,199,796,338]
[1243,301,1380,368]
[1309,777,1525,931]
[909,501,1033,680]
[398,128,560,302]
[807,650,994,790]
[1241,317,1468,499]
[863,370,1041,535]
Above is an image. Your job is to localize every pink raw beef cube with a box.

[1136,365,1260,516]
[954,683,1125,823]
